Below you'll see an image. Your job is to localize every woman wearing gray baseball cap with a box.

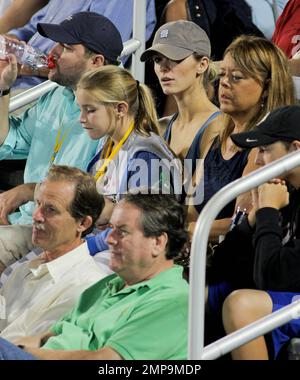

[141,20,222,205]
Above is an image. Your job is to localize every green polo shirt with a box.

[43,265,189,360]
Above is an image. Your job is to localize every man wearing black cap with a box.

[37,12,123,86]
[208,105,300,290]
[0,12,123,271]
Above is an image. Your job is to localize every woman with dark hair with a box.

[188,35,296,241]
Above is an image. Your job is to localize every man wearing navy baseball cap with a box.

[207,105,300,360]
[0,12,123,270]
[37,12,122,64]
[37,11,123,87]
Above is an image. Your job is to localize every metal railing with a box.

[202,299,300,360]
[131,0,146,83]
[9,80,57,112]
[9,0,147,113]
[188,149,300,359]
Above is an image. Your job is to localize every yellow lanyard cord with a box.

[50,125,72,163]
[50,103,72,165]
[94,121,135,181]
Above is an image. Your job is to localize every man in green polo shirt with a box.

[0,193,189,360]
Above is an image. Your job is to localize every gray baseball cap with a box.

[140,20,211,62]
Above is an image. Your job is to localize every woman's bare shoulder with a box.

[200,113,224,158]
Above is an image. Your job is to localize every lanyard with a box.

[94,121,135,180]
[50,125,72,163]
[50,103,72,165]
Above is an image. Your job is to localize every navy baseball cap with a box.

[231,106,300,149]
[37,12,123,61]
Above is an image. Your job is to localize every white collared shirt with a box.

[0,242,108,341]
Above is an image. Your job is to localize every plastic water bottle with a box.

[0,35,48,70]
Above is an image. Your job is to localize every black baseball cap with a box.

[37,11,123,61]
[231,106,300,149]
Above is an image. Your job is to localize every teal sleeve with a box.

[0,90,50,160]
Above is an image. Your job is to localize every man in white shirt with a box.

[0,193,189,360]
[0,164,108,341]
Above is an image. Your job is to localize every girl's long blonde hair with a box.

[78,65,161,155]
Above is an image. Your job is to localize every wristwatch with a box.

[0,88,10,97]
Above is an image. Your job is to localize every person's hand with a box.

[248,187,259,227]
[174,240,191,268]
[258,181,289,210]
[0,184,34,224]
[236,191,253,212]
[95,197,115,230]
[0,53,18,89]
[95,220,111,231]
[13,335,42,349]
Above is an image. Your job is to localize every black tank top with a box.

[195,137,250,218]
[164,111,221,203]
